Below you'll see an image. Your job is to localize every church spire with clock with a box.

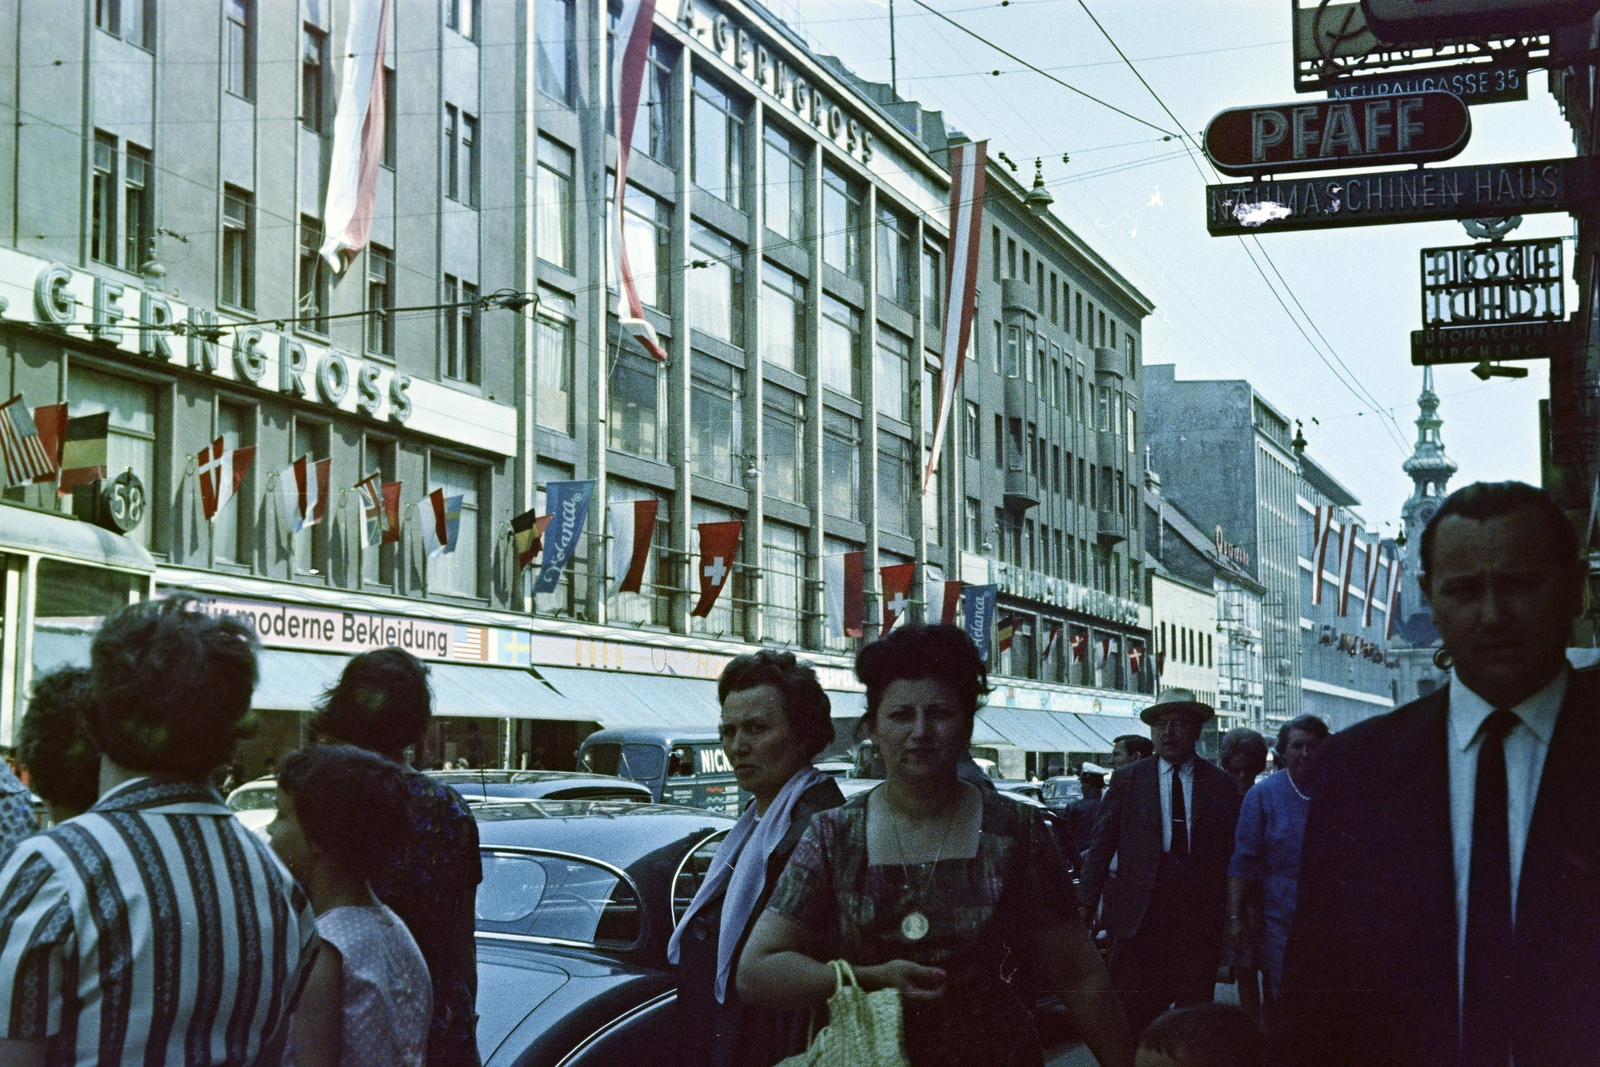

[1396,367,1457,645]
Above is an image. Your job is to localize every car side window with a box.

[671,829,730,923]
[667,745,695,778]
[477,851,643,948]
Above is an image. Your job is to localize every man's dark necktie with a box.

[1169,766,1188,856]
[1462,708,1518,1067]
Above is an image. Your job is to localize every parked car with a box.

[225,777,277,834]
[812,760,854,780]
[994,780,1046,807]
[1039,775,1084,816]
[428,769,652,805]
[577,728,741,816]
[473,799,736,1067]
[836,777,882,800]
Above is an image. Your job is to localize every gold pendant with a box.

[901,910,930,940]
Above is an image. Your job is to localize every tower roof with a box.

[1402,367,1458,487]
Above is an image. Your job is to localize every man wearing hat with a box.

[1077,688,1243,1037]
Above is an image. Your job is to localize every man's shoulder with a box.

[1324,689,1447,757]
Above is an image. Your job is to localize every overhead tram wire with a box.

[1071,0,1411,456]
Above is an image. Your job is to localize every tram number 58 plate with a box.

[100,471,147,534]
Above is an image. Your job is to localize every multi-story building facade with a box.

[0,0,1157,775]
[1143,366,1302,727]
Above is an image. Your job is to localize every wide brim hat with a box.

[1138,687,1216,726]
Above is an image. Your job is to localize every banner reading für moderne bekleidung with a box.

[534,480,596,595]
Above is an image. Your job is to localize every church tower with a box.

[1396,367,1457,646]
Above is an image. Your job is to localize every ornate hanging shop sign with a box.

[1203,92,1471,176]
[1410,319,1578,365]
[1420,238,1563,326]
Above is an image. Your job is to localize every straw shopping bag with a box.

[776,959,908,1067]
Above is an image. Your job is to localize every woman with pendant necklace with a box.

[1225,714,1331,1002]
[738,625,1133,1067]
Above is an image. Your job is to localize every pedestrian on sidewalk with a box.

[1217,728,1269,1021]
[16,666,101,825]
[738,624,1133,1067]
[0,597,317,1066]
[270,744,432,1067]
[311,648,483,1067]
[1078,689,1243,1038]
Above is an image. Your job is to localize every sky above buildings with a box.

[782,0,1575,531]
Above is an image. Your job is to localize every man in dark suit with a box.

[1078,688,1243,1037]
[1278,481,1600,1067]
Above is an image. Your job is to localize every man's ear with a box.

[1417,572,1432,605]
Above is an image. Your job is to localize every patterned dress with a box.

[371,771,482,1067]
[766,787,1076,1067]
[313,904,432,1067]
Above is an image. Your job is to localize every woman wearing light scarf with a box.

[669,650,846,1067]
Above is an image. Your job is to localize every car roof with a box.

[429,770,645,787]
[474,800,736,870]
[578,728,721,748]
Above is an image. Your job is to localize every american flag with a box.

[0,395,56,487]
[453,625,487,661]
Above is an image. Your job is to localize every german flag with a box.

[511,508,552,571]
[58,412,110,492]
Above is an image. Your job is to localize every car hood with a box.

[476,943,574,1061]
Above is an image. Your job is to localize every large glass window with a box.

[689,224,744,347]
[214,402,252,564]
[633,40,673,164]
[536,0,572,104]
[124,144,150,272]
[360,436,396,586]
[301,26,325,133]
[876,208,911,308]
[763,389,804,502]
[221,186,254,310]
[692,76,744,209]
[366,244,393,356]
[821,167,861,276]
[764,125,805,245]
[445,275,479,383]
[606,480,668,627]
[95,0,153,49]
[875,329,911,424]
[460,112,479,208]
[964,497,981,551]
[690,358,743,484]
[762,521,805,645]
[298,216,328,333]
[67,369,154,550]
[609,349,662,460]
[224,0,252,99]
[91,131,116,266]
[430,457,481,597]
[964,401,980,458]
[822,410,859,521]
[537,137,574,270]
[820,295,860,397]
[922,245,941,327]
[447,0,478,39]
[292,420,329,576]
[445,105,460,201]
[536,302,575,434]
[760,263,805,374]
[877,433,913,537]
[623,189,670,311]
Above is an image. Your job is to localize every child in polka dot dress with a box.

[270,745,433,1067]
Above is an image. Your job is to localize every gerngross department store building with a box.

[0,0,1153,777]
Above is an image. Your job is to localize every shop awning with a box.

[977,707,1103,752]
[1072,713,1143,749]
[253,650,351,712]
[251,651,578,721]
[536,666,723,730]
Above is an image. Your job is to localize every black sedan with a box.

[430,769,653,805]
[474,799,735,1067]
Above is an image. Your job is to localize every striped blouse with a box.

[0,776,319,1066]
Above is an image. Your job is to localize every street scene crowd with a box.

[0,478,1586,1066]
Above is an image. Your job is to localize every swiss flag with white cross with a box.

[880,562,917,632]
[691,520,742,617]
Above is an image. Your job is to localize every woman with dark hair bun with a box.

[738,625,1132,1067]
[311,648,483,1067]
[669,649,845,1067]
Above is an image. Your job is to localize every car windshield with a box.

[476,850,642,947]
[582,743,666,781]
[228,786,277,812]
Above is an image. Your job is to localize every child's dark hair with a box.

[18,667,101,816]
[276,745,412,874]
[1139,1004,1262,1067]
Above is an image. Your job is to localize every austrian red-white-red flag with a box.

[924,566,963,626]
[880,562,916,631]
[277,455,330,534]
[1310,506,1335,606]
[1361,539,1382,628]
[1042,620,1063,662]
[612,0,668,362]
[692,521,742,617]
[823,551,865,639]
[1336,523,1359,617]
[924,139,988,491]
[609,498,659,594]
[1385,550,1405,640]
[198,436,255,521]
[320,0,391,272]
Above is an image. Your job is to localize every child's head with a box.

[270,745,411,882]
[1136,1004,1262,1067]
[19,667,102,822]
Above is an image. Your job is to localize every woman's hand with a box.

[857,960,947,1002]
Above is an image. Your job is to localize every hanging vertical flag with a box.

[510,508,553,572]
[198,436,255,521]
[823,551,865,638]
[924,566,964,626]
[612,0,668,362]
[56,412,111,493]
[692,521,743,616]
[1070,630,1088,662]
[1156,651,1167,676]
[1384,551,1404,640]
[1129,643,1146,676]
[925,139,989,491]
[534,480,596,594]
[277,455,331,534]
[996,614,1017,653]
[1100,637,1113,665]
[418,488,463,558]
[1310,506,1336,606]
[610,499,660,594]
[1042,619,1063,662]
[1336,524,1359,617]
[0,396,55,488]
[380,481,402,545]
[1361,540,1382,628]
[29,403,66,485]
[962,583,997,660]
[320,0,391,272]
[880,562,916,631]
[354,472,400,547]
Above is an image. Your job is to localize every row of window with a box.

[964,498,1136,599]
[988,321,1137,440]
[994,224,1129,355]
[1160,621,1214,669]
